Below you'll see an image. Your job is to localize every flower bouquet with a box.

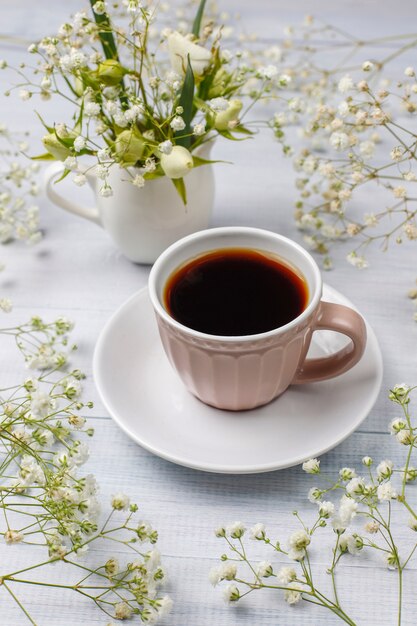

[6,0,287,261]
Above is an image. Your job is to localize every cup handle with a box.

[293,301,367,384]
[44,162,101,226]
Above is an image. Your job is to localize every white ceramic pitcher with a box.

[44,142,215,264]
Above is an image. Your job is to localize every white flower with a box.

[105,99,119,115]
[346,252,369,269]
[308,487,322,502]
[193,122,206,136]
[85,102,100,117]
[362,456,373,466]
[114,602,132,619]
[97,148,110,162]
[302,458,320,474]
[339,467,357,481]
[359,140,375,158]
[318,500,335,518]
[111,493,130,510]
[220,562,238,580]
[277,566,296,584]
[144,157,156,173]
[338,75,354,93]
[19,89,32,101]
[73,173,87,186]
[256,561,273,577]
[124,105,143,123]
[30,389,55,418]
[346,477,366,497]
[408,517,417,531]
[156,595,173,618]
[209,566,221,586]
[278,74,291,86]
[170,116,186,131]
[338,495,358,525]
[250,523,265,540]
[330,132,349,151]
[393,186,407,198]
[92,1,107,15]
[288,529,310,560]
[227,521,246,538]
[160,145,193,179]
[113,112,128,128]
[99,184,113,197]
[63,156,77,171]
[209,562,237,585]
[4,529,24,544]
[364,520,380,534]
[0,298,12,313]
[405,66,415,77]
[73,136,86,152]
[159,140,173,155]
[258,65,278,79]
[284,585,303,605]
[377,481,397,501]
[391,383,410,398]
[40,76,51,90]
[362,61,374,71]
[132,174,145,188]
[376,460,394,481]
[339,534,364,555]
[167,32,211,76]
[222,584,240,603]
[214,526,226,538]
[397,429,413,445]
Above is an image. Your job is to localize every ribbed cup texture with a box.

[155,313,315,411]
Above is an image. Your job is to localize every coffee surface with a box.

[164,248,309,336]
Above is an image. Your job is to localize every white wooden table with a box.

[1,1,417,624]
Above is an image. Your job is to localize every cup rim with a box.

[148,227,322,343]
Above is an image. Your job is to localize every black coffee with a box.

[164,248,309,336]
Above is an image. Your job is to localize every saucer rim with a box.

[93,285,383,474]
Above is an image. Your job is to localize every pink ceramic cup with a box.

[148,227,367,411]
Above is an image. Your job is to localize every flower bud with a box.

[42,133,72,160]
[208,67,230,98]
[160,145,193,179]
[214,99,243,131]
[114,130,145,165]
[97,59,125,86]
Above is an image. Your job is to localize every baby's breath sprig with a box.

[265,18,417,275]
[212,383,417,625]
[0,318,171,624]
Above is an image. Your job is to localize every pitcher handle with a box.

[44,162,101,226]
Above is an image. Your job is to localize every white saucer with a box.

[93,285,382,474]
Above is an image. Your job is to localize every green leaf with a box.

[89,0,118,60]
[35,111,54,133]
[175,55,195,149]
[197,47,222,101]
[191,0,207,38]
[89,0,129,109]
[74,101,84,135]
[217,129,252,142]
[192,156,231,167]
[172,178,187,205]
[232,125,255,135]
[54,168,71,183]
[31,152,56,161]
